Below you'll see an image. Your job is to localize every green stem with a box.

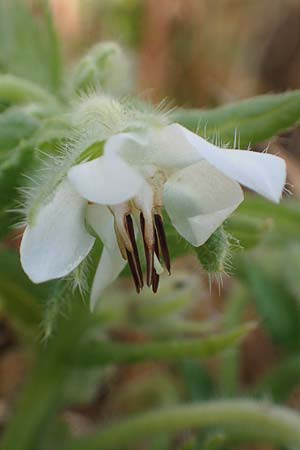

[64,400,300,450]
[0,74,58,105]
[1,301,91,450]
[70,323,255,367]
[219,284,248,396]
[40,0,63,93]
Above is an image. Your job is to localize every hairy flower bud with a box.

[71,42,134,96]
[195,226,231,274]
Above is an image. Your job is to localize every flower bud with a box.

[195,226,231,273]
[71,42,134,96]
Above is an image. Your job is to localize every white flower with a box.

[20,123,286,309]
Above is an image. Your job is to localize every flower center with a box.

[110,179,170,293]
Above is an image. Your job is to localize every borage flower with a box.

[20,122,286,309]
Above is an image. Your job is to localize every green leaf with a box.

[236,197,300,241]
[0,249,44,330]
[180,360,215,401]
[218,285,248,397]
[31,115,72,150]
[0,0,62,93]
[40,280,72,341]
[0,108,40,152]
[70,322,256,367]
[63,400,300,450]
[171,91,300,148]
[39,419,72,450]
[0,74,58,107]
[252,355,300,402]
[226,213,271,249]
[0,108,42,237]
[236,258,300,350]
[0,142,36,238]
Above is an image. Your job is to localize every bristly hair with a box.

[21,93,172,227]
[69,254,91,298]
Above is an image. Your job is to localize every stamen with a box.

[140,212,154,287]
[152,229,160,293]
[125,215,143,289]
[125,249,141,294]
[154,214,171,275]
[110,203,132,258]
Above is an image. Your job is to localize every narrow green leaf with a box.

[181,360,215,401]
[39,0,63,92]
[0,0,63,92]
[236,259,300,349]
[252,355,300,402]
[0,111,40,236]
[63,400,300,450]
[0,143,36,238]
[0,249,44,330]
[41,280,71,341]
[0,74,58,106]
[171,91,300,147]
[31,115,72,150]
[236,197,300,239]
[0,108,40,151]
[70,322,256,367]
[226,213,271,249]
[219,285,248,397]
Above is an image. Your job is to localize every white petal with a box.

[164,160,244,246]
[104,130,168,185]
[152,124,201,169]
[68,152,143,205]
[104,131,150,165]
[90,248,126,311]
[20,180,95,283]
[87,204,126,310]
[159,124,286,202]
[87,204,115,249]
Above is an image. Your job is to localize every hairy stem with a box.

[64,400,300,450]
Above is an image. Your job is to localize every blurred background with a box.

[50,0,300,104]
[2,1,300,449]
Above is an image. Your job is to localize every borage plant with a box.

[20,96,286,308]
[2,2,300,450]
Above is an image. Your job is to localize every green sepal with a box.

[195,227,231,273]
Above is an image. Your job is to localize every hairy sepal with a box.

[23,95,169,226]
